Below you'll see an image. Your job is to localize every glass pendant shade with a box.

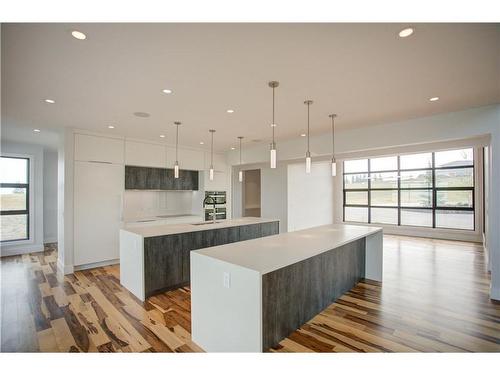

[306,155,311,174]
[270,148,277,169]
[331,160,337,177]
[209,167,214,181]
[238,170,243,182]
[174,162,179,178]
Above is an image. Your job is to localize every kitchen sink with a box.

[191,221,221,226]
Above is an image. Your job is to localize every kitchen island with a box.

[191,223,383,352]
[120,217,280,301]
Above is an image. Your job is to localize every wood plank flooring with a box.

[1,236,499,352]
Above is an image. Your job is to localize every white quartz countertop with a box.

[121,217,280,238]
[193,224,382,274]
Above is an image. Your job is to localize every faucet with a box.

[203,195,217,224]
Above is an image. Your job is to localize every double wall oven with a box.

[204,191,227,221]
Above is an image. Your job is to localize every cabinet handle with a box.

[88,160,113,164]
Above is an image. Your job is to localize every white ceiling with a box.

[2,23,499,151]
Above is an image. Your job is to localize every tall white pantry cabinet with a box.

[73,133,125,267]
[72,131,229,269]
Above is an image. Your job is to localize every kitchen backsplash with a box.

[123,190,203,221]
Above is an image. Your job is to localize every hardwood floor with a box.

[1,235,499,352]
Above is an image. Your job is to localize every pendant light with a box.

[174,121,181,178]
[268,81,279,169]
[329,114,337,177]
[304,100,313,174]
[209,129,216,181]
[237,136,244,182]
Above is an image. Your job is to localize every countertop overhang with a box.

[121,217,280,238]
[193,223,382,274]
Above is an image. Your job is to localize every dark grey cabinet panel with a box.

[261,221,279,237]
[239,223,262,241]
[125,165,198,191]
[261,238,365,351]
[144,235,184,297]
[146,220,280,295]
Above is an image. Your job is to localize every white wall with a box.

[261,166,288,232]
[0,141,44,256]
[43,149,58,243]
[227,104,500,300]
[287,161,333,232]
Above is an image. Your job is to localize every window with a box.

[1,156,30,241]
[343,148,475,230]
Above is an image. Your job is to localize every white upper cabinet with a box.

[125,140,167,168]
[166,146,204,171]
[204,151,228,172]
[74,133,124,164]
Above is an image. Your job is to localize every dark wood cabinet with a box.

[145,221,279,296]
[239,223,262,241]
[125,165,198,191]
[144,235,184,296]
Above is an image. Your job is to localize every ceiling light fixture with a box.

[238,136,244,182]
[399,27,414,38]
[44,99,55,104]
[304,100,313,174]
[108,125,115,129]
[199,141,204,145]
[231,147,235,150]
[209,129,216,181]
[160,134,165,138]
[162,89,173,94]
[268,81,279,169]
[329,114,337,177]
[300,133,306,137]
[33,129,41,133]
[226,109,235,113]
[174,122,181,179]
[71,30,87,40]
[429,96,440,102]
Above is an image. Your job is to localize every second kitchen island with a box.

[120,217,280,300]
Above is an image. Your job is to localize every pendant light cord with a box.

[272,86,275,144]
[331,115,335,156]
[175,124,179,162]
[239,138,242,164]
[211,131,214,166]
[307,103,310,153]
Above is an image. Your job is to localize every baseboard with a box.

[490,284,500,301]
[57,258,74,275]
[74,259,120,271]
[0,243,44,257]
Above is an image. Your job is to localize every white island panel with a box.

[191,254,262,352]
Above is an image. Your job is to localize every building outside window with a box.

[0,156,30,241]
[343,148,475,230]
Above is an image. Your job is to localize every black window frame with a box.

[343,148,475,231]
[1,156,30,242]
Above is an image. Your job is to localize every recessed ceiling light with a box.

[44,99,55,104]
[231,147,235,150]
[429,96,440,102]
[159,134,166,138]
[226,109,235,113]
[71,30,86,40]
[33,129,41,133]
[133,112,150,118]
[162,89,173,94]
[300,133,306,137]
[199,141,204,145]
[270,123,277,127]
[108,125,115,129]
[399,27,414,38]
